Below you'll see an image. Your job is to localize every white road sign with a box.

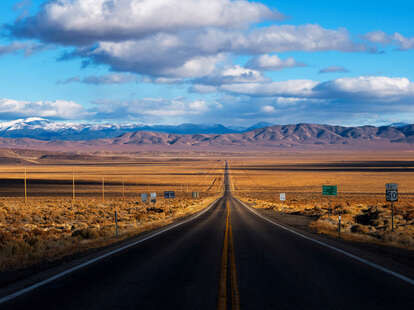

[386,183,398,202]
[150,192,157,203]
[280,193,286,201]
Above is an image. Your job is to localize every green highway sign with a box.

[322,185,337,196]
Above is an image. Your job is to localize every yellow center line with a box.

[217,200,229,310]
[217,200,240,310]
[229,219,240,310]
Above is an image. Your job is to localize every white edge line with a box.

[236,198,414,286]
[0,197,221,305]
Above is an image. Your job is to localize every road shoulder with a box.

[239,200,414,280]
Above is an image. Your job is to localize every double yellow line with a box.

[217,200,240,310]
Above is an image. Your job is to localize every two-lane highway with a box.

[1,162,414,309]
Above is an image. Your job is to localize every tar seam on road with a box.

[217,200,240,310]
[0,198,221,305]
[237,198,414,287]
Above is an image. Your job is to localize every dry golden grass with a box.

[231,153,414,249]
[0,158,224,271]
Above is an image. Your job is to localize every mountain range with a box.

[0,122,412,152]
[0,118,273,140]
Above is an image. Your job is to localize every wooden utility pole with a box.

[102,177,105,203]
[72,170,75,201]
[122,177,125,200]
[24,168,27,204]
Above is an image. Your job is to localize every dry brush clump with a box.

[0,193,219,271]
[236,191,414,249]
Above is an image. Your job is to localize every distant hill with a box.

[0,123,412,152]
[0,118,263,140]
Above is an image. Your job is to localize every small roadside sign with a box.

[141,193,148,203]
[280,193,286,201]
[192,191,200,199]
[150,192,157,203]
[386,183,398,202]
[164,191,175,199]
[322,185,337,196]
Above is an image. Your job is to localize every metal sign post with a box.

[322,185,338,235]
[386,183,398,231]
[338,215,341,239]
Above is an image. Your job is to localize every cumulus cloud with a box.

[0,98,86,120]
[9,0,282,45]
[246,54,306,71]
[364,31,414,50]
[89,97,219,122]
[7,1,373,81]
[220,76,414,121]
[58,73,139,85]
[234,25,368,54]
[193,65,268,87]
[314,76,414,101]
[319,66,349,74]
[68,24,370,79]
[363,31,391,44]
[221,80,319,97]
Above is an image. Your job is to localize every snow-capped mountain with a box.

[0,118,263,140]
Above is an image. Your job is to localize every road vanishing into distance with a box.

[1,163,414,309]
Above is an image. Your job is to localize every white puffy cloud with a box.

[237,25,367,53]
[0,98,86,120]
[221,80,319,97]
[221,76,414,103]
[90,97,218,122]
[363,31,391,44]
[315,76,414,100]
[193,65,268,87]
[246,54,306,71]
[392,33,414,50]
[363,31,414,50]
[64,23,370,79]
[9,1,372,81]
[80,37,227,78]
[10,0,282,45]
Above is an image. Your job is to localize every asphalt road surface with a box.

[1,163,413,309]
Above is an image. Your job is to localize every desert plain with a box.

[0,149,414,275]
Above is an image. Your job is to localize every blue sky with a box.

[1,0,414,126]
